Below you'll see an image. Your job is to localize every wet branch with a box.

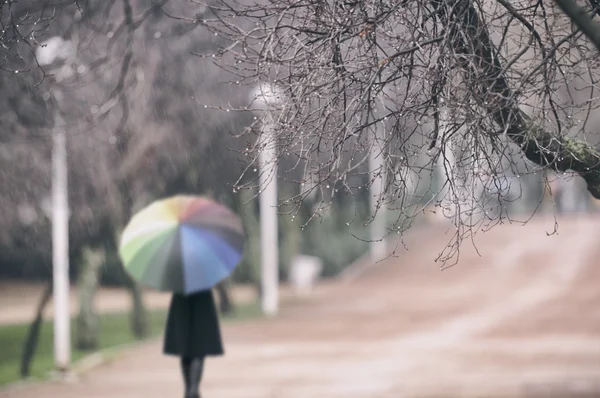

[554,0,600,50]
[438,0,600,199]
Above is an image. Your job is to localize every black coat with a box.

[163,290,224,358]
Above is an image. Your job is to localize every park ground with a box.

[1,215,600,397]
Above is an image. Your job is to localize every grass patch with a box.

[0,301,261,387]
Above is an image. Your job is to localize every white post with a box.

[52,114,71,371]
[258,114,279,315]
[369,119,387,263]
[435,106,457,221]
[36,36,74,374]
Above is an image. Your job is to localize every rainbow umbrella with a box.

[118,195,245,294]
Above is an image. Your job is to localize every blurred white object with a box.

[251,83,284,110]
[369,104,387,262]
[52,115,71,372]
[252,82,284,316]
[17,203,38,226]
[36,36,74,66]
[36,39,74,370]
[289,255,323,296]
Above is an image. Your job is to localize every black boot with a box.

[180,357,192,397]
[185,357,205,398]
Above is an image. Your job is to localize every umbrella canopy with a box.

[119,195,245,294]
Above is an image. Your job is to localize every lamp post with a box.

[369,106,387,263]
[51,110,70,372]
[36,36,75,373]
[251,83,283,316]
[435,104,457,220]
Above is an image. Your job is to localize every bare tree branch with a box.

[199,0,600,260]
[437,0,600,198]
[554,0,600,50]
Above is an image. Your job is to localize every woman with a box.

[164,289,224,398]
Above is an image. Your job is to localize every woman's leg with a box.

[180,357,192,395]
[185,357,205,397]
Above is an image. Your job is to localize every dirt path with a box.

[3,216,600,398]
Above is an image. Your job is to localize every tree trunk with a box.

[553,0,600,51]
[238,189,262,296]
[215,282,233,315]
[20,280,53,378]
[113,225,149,340]
[436,0,600,199]
[125,275,149,339]
[279,184,300,281]
[75,247,105,351]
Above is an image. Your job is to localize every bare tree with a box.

[1,0,253,347]
[193,0,600,262]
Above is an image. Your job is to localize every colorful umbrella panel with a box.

[119,195,245,294]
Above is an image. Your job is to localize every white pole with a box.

[435,106,457,221]
[259,114,279,316]
[52,114,71,371]
[369,119,387,263]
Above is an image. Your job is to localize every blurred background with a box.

[1,1,600,397]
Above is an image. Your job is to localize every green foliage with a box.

[301,201,370,277]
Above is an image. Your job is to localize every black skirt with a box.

[163,290,224,358]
